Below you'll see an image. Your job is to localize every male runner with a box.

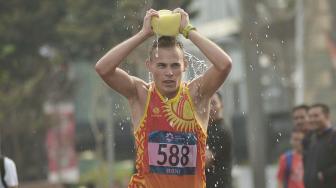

[95,8,232,188]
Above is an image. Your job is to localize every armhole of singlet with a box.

[184,83,207,136]
[134,84,152,135]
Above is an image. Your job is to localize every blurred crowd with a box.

[276,103,336,188]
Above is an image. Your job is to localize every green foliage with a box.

[56,0,147,62]
[0,0,70,180]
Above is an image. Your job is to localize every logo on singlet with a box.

[151,107,162,117]
[148,131,197,175]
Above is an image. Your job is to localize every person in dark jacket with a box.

[303,103,336,188]
[205,92,232,188]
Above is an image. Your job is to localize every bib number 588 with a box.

[156,144,190,166]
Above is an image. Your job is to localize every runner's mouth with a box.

[163,80,175,84]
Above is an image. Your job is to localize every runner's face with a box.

[148,46,185,98]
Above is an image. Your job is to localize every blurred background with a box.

[0,0,335,187]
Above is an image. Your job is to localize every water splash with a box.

[184,51,207,80]
[155,34,159,58]
[148,72,153,82]
[155,20,160,58]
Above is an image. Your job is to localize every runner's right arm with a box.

[95,9,158,99]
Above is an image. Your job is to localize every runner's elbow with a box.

[95,62,104,75]
[95,60,111,76]
[225,58,232,71]
[217,58,232,73]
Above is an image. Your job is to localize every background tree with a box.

[0,0,73,180]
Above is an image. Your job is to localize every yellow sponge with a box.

[151,10,181,36]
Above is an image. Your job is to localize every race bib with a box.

[148,131,197,175]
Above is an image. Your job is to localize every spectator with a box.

[276,128,304,188]
[292,105,310,133]
[0,155,18,188]
[303,103,336,188]
[206,92,232,188]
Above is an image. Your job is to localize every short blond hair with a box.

[148,36,184,60]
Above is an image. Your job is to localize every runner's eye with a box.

[157,63,166,68]
[171,63,180,69]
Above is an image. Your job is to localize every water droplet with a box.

[155,34,159,58]
[249,64,254,71]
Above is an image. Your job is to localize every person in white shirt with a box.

[0,156,18,188]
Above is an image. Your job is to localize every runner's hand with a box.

[141,9,159,37]
[173,8,190,32]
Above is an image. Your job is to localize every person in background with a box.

[276,128,305,188]
[292,105,310,134]
[303,103,336,188]
[0,155,18,188]
[205,92,232,188]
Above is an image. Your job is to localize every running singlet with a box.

[128,83,207,188]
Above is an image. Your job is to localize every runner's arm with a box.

[173,8,232,99]
[188,30,232,99]
[95,9,158,99]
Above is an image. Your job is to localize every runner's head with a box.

[146,36,187,98]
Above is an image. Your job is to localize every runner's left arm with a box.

[173,8,232,99]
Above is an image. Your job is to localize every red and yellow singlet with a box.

[128,83,207,188]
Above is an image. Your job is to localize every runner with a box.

[95,8,232,188]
